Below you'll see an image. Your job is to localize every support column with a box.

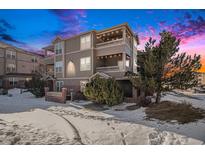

[122,52,126,71]
[123,27,126,41]
[62,88,67,103]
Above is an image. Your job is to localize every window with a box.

[80,57,91,71]
[8,77,17,87]
[6,64,16,73]
[126,60,130,67]
[80,80,88,92]
[55,61,63,73]
[55,42,62,55]
[6,50,16,59]
[80,34,91,50]
[67,61,76,76]
[31,57,38,63]
[56,81,64,92]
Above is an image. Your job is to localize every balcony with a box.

[96,53,131,73]
[96,66,120,72]
[95,28,132,57]
[44,56,54,65]
[96,38,124,48]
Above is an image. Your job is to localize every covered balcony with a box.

[42,45,55,77]
[96,27,132,49]
[96,53,131,72]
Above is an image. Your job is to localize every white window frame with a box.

[56,81,64,92]
[8,77,17,87]
[32,56,37,63]
[55,42,62,55]
[80,34,91,50]
[6,64,16,73]
[55,61,63,73]
[80,57,91,71]
[6,50,16,59]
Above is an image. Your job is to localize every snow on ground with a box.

[71,91,205,142]
[0,109,77,144]
[48,106,202,145]
[0,88,205,144]
[0,88,69,113]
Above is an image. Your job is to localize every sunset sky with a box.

[0,10,204,72]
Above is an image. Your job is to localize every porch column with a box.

[123,28,126,41]
[122,52,126,71]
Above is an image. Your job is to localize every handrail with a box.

[96,38,123,47]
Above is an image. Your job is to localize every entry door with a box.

[56,81,64,92]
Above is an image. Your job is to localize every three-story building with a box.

[43,23,138,97]
[0,41,44,88]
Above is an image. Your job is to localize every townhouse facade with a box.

[0,41,44,89]
[43,23,138,97]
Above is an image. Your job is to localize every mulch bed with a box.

[145,101,205,124]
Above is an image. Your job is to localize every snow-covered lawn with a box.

[70,90,205,142]
[0,88,69,113]
[0,109,77,144]
[0,88,205,144]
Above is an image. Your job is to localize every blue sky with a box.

[0,9,205,70]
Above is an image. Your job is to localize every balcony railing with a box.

[96,66,120,72]
[96,38,124,48]
[44,56,54,65]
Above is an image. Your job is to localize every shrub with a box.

[0,88,8,95]
[27,75,46,98]
[84,75,123,106]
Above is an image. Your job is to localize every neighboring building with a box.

[0,41,44,89]
[43,23,138,97]
[198,72,205,86]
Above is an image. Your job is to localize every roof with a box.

[48,23,136,46]
[42,45,54,51]
[96,23,135,36]
[0,41,43,57]
[89,72,111,81]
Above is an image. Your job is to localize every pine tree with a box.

[145,31,201,103]
[126,31,202,104]
[27,73,46,98]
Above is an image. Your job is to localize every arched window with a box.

[67,61,76,77]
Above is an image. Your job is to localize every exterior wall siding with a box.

[44,24,137,97]
[65,50,92,78]
[0,41,43,88]
[96,44,125,57]
[44,56,54,65]
[55,55,62,61]
[0,58,4,76]
[65,36,80,53]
